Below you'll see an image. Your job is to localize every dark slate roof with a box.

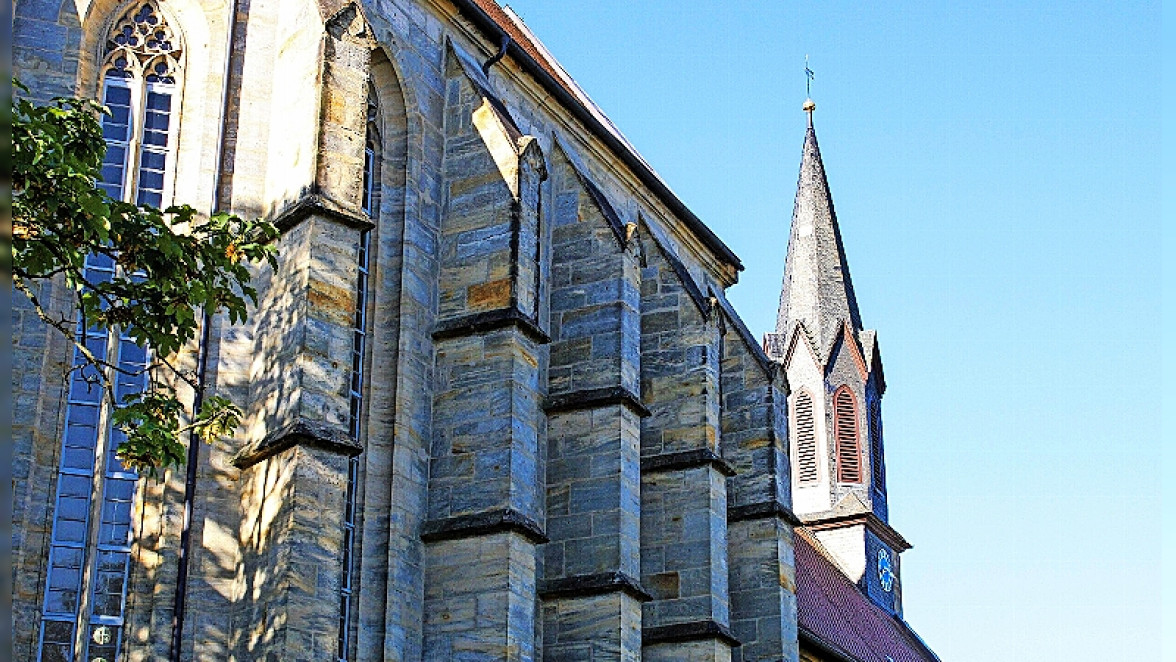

[796,528,939,662]
[776,123,864,358]
[453,0,743,272]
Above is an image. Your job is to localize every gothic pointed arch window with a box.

[37,4,183,661]
[834,386,863,483]
[98,1,183,207]
[794,389,818,484]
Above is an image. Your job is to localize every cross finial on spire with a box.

[804,55,816,127]
[805,55,814,96]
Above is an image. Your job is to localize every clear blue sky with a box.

[502,2,1167,660]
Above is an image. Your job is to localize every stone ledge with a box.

[728,500,802,526]
[232,420,361,469]
[642,619,741,648]
[421,508,548,545]
[431,308,551,344]
[271,192,375,233]
[543,386,651,418]
[539,571,652,603]
[803,510,912,552]
[641,449,736,477]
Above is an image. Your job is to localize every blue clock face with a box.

[877,549,895,592]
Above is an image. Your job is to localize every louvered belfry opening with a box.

[869,397,884,489]
[834,386,862,483]
[795,390,818,483]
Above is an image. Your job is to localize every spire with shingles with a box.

[774,101,862,359]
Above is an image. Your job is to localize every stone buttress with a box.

[636,224,736,662]
[539,141,646,661]
[420,40,548,662]
[231,6,376,660]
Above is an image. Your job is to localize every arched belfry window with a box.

[794,390,818,484]
[98,2,183,207]
[37,4,183,661]
[834,386,863,483]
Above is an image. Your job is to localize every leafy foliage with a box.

[12,80,278,475]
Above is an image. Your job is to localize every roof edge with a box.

[798,626,860,662]
[450,0,744,272]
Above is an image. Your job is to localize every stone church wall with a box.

[11,0,802,660]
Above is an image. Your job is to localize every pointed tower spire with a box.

[774,101,862,358]
[763,98,910,617]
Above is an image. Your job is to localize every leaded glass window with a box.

[37,3,183,660]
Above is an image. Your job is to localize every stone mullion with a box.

[540,174,646,661]
[639,256,735,662]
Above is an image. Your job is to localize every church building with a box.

[11,0,941,660]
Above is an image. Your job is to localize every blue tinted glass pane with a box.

[144,110,170,130]
[107,104,130,123]
[51,546,84,569]
[54,519,86,544]
[59,474,92,498]
[86,253,115,270]
[67,404,100,428]
[47,566,81,590]
[102,144,126,166]
[97,550,128,573]
[97,182,122,198]
[100,165,125,187]
[119,341,147,366]
[139,150,166,171]
[69,376,103,403]
[146,91,170,110]
[104,479,134,502]
[138,169,164,191]
[56,496,89,521]
[103,499,132,523]
[45,588,79,615]
[142,129,168,147]
[61,447,95,471]
[99,522,131,547]
[104,85,131,106]
[137,190,162,207]
[102,122,128,142]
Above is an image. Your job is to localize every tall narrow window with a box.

[869,396,885,490]
[98,2,181,207]
[794,390,818,484]
[834,386,862,483]
[38,4,183,661]
[338,87,379,662]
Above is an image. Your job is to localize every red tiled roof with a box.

[796,528,939,662]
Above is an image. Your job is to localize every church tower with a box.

[764,99,910,616]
